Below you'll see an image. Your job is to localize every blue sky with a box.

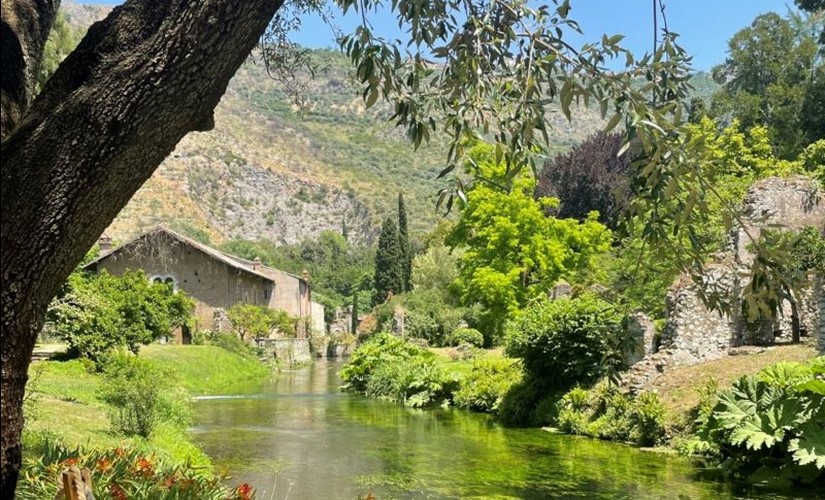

[85,1,796,71]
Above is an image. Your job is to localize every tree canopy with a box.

[711,12,822,158]
[373,218,404,306]
[447,144,611,340]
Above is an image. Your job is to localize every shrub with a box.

[47,270,194,365]
[446,327,484,347]
[227,304,298,341]
[695,358,825,486]
[553,385,666,446]
[339,333,458,407]
[497,379,543,427]
[504,295,623,390]
[365,356,456,407]
[454,358,523,413]
[629,392,667,446]
[16,442,250,500]
[98,353,186,438]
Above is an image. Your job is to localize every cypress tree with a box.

[397,192,412,291]
[350,291,358,334]
[372,218,404,306]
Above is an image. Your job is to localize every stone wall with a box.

[661,265,741,364]
[818,274,825,354]
[257,338,312,366]
[664,176,823,361]
[624,313,657,366]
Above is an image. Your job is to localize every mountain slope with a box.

[59,3,717,246]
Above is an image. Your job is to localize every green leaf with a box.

[789,420,825,470]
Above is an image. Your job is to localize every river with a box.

[191,361,789,500]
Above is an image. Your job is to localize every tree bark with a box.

[790,298,801,343]
[0,0,60,138]
[0,0,284,494]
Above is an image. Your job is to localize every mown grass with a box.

[23,345,271,467]
[428,347,507,379]
[141,344,269,395]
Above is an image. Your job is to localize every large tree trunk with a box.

[0,0,59,138]
[0,0,283,494]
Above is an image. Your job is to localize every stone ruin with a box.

[622,176,824,393]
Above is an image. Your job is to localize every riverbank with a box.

[22,344,271,466]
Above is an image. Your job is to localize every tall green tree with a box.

[397,192,412,291]
[447,145,612,342]
[711,12,820,158]
[372,218,404,306]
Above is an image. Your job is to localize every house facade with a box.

[85,226,324,340]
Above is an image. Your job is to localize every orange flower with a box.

[163,472,179,489]
[113,447,126,458]
[63,458,78,467]
[109,483,127,500]
[96,457,112,473]
[134,457,154,478]
[235,482,254,500]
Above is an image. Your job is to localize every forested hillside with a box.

[59,2,715,245]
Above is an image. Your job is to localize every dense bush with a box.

[695,359,824,486]
[99,352,189,438]
[373,289,467,346]
[504,295,623,390]
[496,378,548,427]
[446,327,484,348]
[227,303,297,341]
[339,333,458,407]
[554,385,667,446]
[16,442,252,500]
[47,270,194,364]
[453,358,523,413]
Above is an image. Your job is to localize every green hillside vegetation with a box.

[53,4,718,246]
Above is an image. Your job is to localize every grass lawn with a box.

[23,344,271,466]
[652,342,819,419]
[428,347,507,378]
[141,344,270,394]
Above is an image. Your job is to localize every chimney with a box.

[98,234,113,255]
[252,256,262,271]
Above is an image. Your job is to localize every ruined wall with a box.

[624,313,658,366]
[258,338,312,366]
[661,267,740,364]
[310,301,326,335]
[659,176,824,364]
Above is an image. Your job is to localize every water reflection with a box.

[191,361,765,499]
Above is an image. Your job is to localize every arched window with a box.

[149,274,178,292]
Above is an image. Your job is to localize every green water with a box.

[191,361,801,499]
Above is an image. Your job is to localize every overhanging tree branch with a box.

[0,0,285,493]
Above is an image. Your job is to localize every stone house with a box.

[84,226,325,342]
